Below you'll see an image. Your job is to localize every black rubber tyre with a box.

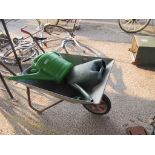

[83,94,111,115]
[118,19,151,33]
[44,25,71,39]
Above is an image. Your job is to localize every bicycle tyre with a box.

[64,40,100,57]
[2,48,39,65]
[118,19,151,33]
[43,25,72,39]
[77,41,100,56]
[21,48,39,62]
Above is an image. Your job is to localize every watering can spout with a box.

[9,74,32,81]
[8,71,50,81]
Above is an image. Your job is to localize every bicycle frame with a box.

[21,27,45,53]
[21,21,97,57]
[57,37,85,54]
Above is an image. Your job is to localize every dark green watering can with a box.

[9,52,74,83]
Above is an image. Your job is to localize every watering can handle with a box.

[32,52,61,67]
[32,54,43,68]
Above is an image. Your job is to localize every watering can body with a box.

[9,52,74,83]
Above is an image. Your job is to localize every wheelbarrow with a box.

[9,53,114,115]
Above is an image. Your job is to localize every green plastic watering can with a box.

[9,52,74,83]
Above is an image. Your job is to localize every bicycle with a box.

[1,27,40,65]
[118,19,151,33]
[33,20,99,56]
[41,24,100,56]
[36,19,80,40]
[35,20,70,48]
[36,19,81,31]
[2,21,99,64]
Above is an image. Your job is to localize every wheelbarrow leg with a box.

[26,87,63,113]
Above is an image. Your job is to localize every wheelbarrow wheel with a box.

[83,94,111,115]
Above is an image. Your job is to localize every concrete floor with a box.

[0,19,155,135]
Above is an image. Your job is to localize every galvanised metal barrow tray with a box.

[12,53,114,115]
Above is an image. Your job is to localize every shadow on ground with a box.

[0,88,58,135]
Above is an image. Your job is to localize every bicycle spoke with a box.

[121,19,133,31]
[135,21,140,30]
[133,21,136,31]
[127,20,133,31]
[123,19,132,26]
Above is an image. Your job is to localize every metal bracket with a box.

[26,87,63,113]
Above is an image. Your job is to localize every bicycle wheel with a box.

[64,40,100,57]
[118,19,151,33]
[44,25,72,39]
[2,48,39,65]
